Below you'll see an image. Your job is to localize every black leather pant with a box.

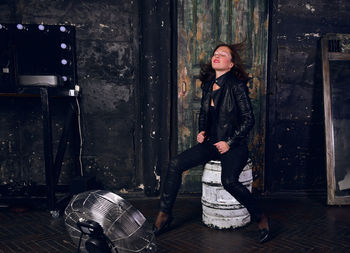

[160,141,262,222]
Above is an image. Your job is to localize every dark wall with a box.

[0,0,141,191]
[2,0,350,196]
[267,0,350,192]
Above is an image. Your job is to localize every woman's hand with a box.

[214,141,230,154]
[197,131,206,143]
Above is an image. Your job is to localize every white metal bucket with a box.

[201,159,253,229]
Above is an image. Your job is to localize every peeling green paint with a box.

[178,0,269,192]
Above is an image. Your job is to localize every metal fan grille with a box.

[64,190,156,253]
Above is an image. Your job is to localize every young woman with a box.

[153,43,270,243]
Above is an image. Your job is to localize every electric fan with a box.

[64,190,157,253]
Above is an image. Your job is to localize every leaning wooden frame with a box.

[321,33,350,205]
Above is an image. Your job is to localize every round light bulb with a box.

[62,76,68,82]
[38,24,45,30]
[60,43,67,49]
[17,24,24,30]
[60,26,66,32]
[61,59,68,65]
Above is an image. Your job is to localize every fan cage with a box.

[64,190,157,253]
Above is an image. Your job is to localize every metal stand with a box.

[1,75,81,214]
[40,88,56,211]
[39,87,80,213]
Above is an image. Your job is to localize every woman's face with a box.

[211,46,234,72]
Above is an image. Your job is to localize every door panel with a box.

[177,0,269,192]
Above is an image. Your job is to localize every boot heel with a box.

[153,216,173,236]
[258,217,270,243]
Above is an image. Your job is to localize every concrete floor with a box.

[0,194,350,253]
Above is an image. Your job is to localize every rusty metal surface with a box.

[177,0,268,192]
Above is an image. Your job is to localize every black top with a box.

[208,105,218,143]
[207,85,221,144]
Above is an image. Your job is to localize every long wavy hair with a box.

[199,42,249,83]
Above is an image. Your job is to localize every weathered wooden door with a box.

[177,0,269,192]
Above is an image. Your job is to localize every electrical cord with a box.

[75,96,84,177]
[77,232,83,253]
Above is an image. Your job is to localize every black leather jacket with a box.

[198,71,255,146]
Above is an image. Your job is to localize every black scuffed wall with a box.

[3,0,350,196]
[0,0,141,191]
[267,0,350,192]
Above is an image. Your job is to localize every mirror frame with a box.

[321,33,350,205]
